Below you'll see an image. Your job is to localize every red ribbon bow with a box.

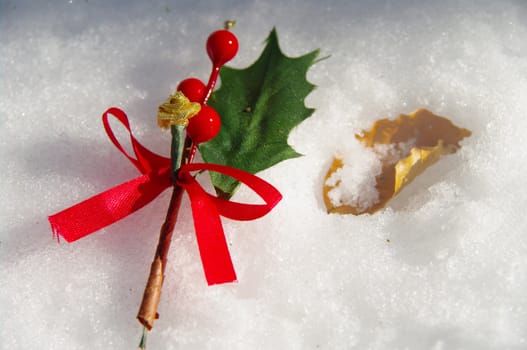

[48,107,282,285]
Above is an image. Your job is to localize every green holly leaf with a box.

[200,28,320,198]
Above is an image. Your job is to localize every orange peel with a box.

[323,109,471,214]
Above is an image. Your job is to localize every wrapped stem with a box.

[171,124,186,177]
[137,126,188,330]
[137,185,184,329]
[137,30,228,344]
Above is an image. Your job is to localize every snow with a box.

[325,142,384,212]
[1,0,527,349]
[324,139,419,212]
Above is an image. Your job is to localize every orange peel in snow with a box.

[323,109,471,215]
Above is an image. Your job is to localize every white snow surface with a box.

[1,1,527,349]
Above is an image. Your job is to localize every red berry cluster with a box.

[178,29,238,145]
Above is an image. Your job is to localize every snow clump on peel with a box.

[325,140,416,213]
[325,142,383,212]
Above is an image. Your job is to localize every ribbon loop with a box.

[49,107,282,285]
[50,108,172,242]
[103,107,169,174]
[178,163,282,220]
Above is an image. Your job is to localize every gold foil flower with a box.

[157,91,201,129]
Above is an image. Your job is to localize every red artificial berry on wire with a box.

[186,105,221,144]
[206,29,239,67]
[177,78,206,102]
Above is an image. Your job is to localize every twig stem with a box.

[136,56,220,346]
[139,326,147,349]
[136,136,192,331]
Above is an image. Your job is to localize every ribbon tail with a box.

[49,171,171,243]
[180,173,237,285]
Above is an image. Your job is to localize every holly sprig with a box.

[138,25,319,348]
[202,28,320,198]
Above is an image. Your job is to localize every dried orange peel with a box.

[323,109,471,215]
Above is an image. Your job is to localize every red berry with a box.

[206,30,238,66]
[177,78,206,102]
[186,105,221,144]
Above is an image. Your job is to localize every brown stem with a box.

[137,53,219,337]
[136,138,195,330]
[137,183,184,330]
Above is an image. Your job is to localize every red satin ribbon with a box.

[48,108,282,285]
[178,163,282,284]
